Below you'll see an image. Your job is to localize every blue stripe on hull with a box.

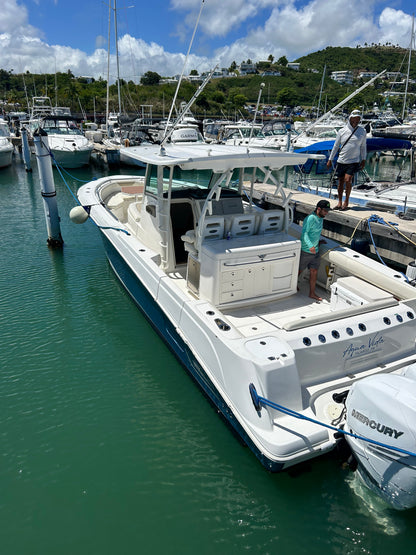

[101,235,284,472]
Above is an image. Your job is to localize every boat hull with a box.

[101,234,285,471]
[51,146,93,169]
[75,155,416,501]
[0,145,13,168]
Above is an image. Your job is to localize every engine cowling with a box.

[345,370,416,510]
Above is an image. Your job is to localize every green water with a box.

[1,154,415,555]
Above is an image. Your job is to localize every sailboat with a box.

[101,0,123,165]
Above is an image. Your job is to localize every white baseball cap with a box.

[349,110,361,119]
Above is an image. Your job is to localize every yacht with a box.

[27,97,93,168]
[35,115,93,168]
[71,143,416,510]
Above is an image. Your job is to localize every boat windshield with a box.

[42,119,83,135]
[224,127,264,140]
[145,164,242,196]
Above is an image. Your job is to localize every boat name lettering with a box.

[342,332,384,359]
[351,409,404,439]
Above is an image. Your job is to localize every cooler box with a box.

[330,276,394,310]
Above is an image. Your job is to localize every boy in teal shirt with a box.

[299,199,330,300]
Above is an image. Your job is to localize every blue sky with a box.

[0,0,414,80]
[26,1,278,56]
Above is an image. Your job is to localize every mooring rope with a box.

[40,137,130,235]
[249,383,416,458]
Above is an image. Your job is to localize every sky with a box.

[0,0,414,82]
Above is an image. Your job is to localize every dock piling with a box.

[21,127,32,172]
[33,128,64,248]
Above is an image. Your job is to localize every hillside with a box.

[296,45,415,76]
[0,46,414,119]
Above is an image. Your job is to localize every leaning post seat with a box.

[258,209,284,234]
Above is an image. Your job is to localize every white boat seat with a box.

[201,216,224,240]
[181,216,225,256]
[258,210,284,234]
[229,213,257,237]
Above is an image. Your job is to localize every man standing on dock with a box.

[326,110,367,210]
[299,199,330,301]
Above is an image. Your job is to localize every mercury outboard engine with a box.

[344,366,416,510]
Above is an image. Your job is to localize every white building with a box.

[330,70,354,85]
[287,62,300,71]
[358,71,378,79]
[239,62,257,75]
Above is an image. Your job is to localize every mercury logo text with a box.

[351,409,404,439]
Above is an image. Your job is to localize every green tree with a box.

[232,93,248,108]
[277,56,288,66]
[140,71,161,86]
[276,87,297,106]
[211,90,226,104]
[268,54,274,63]
[195,94,209,110]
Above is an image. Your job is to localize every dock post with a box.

[33,128,64,248]
[21,126,32,172]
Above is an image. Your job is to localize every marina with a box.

[1,142,416,552]
[2,0,416,552]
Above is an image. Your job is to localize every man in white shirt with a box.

[326,110,367,210]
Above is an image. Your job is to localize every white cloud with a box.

[0,0,413,81]
[213,2,414,65]
[170,0,278,38]
[225,0,378,61]
[378,8,414,45]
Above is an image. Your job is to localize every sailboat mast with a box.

[317,65,326,119]
[113,0,122,116]
[402,15,415,121]
[106,0,111,133]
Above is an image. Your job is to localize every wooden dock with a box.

[253,184,416,270]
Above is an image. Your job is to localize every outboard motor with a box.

[344,368,416,510]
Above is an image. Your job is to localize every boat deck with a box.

[167,264,332,338]
[223,277,331,337]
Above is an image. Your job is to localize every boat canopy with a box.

[294,137,412,174]
[295,137,412,155]
[135,143,309,172]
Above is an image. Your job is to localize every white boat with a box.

[291,116,345,149]
[0,119,14,168]
[120,123,205,167]
[37,115,93,168]
[72,143,416,510]
[219,121,265,146]
[27,97,93,168]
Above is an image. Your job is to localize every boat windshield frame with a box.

[144,164,243,197]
